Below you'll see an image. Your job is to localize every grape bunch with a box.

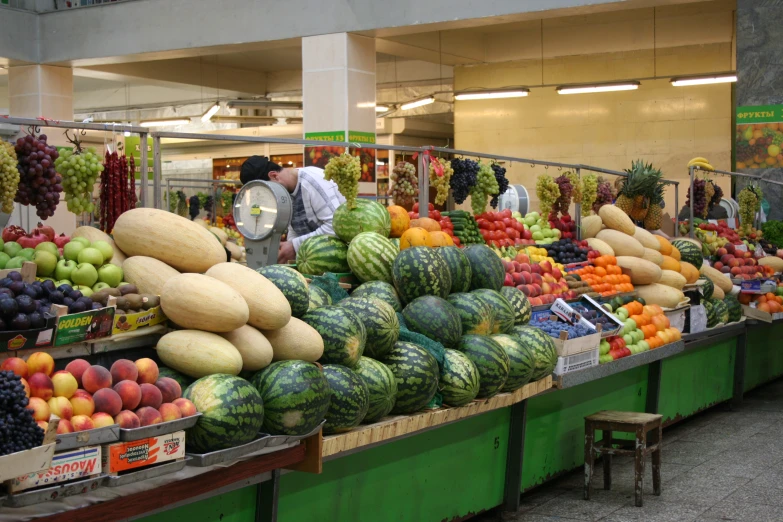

[738,185,761,231]
[489,163,509,208]
[390,161,418,208]
[551,174,574,219]
[429,157,453,206]
[685,178,707,218]
[325,153,361,208]
[176,190,188,217]
[566,171,582,204]
[469,161,499,215]
[450,158,478,204]
[189,195,200,220]
[581,173,598,216]
[0,370,44,457]
[204,195,215,216]
[0,142,20,214]
[709,181,724,209]
[14,134,62,220]
[55,145,104,214]
[592,177,615,213]
[536,175,560,218]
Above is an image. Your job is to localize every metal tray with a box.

[260,420,325,447]
[186,436,273,467]
[119,413,201,442]
[104,458,189,487]
[55,425,120,452]
[3,476,104,508]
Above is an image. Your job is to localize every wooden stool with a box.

[584,410,662,507]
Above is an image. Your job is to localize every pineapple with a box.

[623,160,662,222]
[643,181,665,230]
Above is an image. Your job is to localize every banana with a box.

[687,157,710,167]
[689,161,714,172]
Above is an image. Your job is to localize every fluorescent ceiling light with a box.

[671,74,737,87]
[400,96,435,111]
[454,89,529,100]
[375,105,390,112]
[227,100,303,110]
[139,119,191,127]
[201,103,220,122]
[557,82,640,95]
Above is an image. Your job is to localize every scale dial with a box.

[233,181,290,241]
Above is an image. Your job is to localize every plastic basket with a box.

[554,348,599,375]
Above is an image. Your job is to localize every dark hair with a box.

[240,156,282,185]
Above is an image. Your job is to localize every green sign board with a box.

[304,131,347,142]
[737,105,783,124]
[124,136,154,180]
[54,307,115,347]
[348,131,376,145]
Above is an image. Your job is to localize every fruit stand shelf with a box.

[0,330,164,362]
[682,321,747,351]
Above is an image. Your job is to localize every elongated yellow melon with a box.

[72,226,127,266]
[654,235,673,256]
[586,238,614,256]
[699,264,733,293]
[634,227,661,251]
[264,317,324,362]
[581,215,603,239]
[219,325,274,372]
[660,256,681,272]
[759,256,783,272]
[156,330,243,378]
[616,256,662,285]
[122,256,180,295]
[596,229,644,257]
[635,284,687,309]
[112,208,226,273]
[209,227,228,246]
[711,284,725,300]
[598,205,635,235]
[642,248,664,266]
[205,262,291,330]
[161,273,249,332]
[679,261,700,284]
[658,270,686,290]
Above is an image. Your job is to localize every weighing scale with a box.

[233,180,293,269]
[497,184,530,215]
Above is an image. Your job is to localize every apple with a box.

[55,259,77,281]
[93,282,111,292]
[91,241,114,263]
[73,285,94,297]
[63,241,85,262]
[5,256,26,269]
[55,280,72,287]
[0,252,10,269]
[18,248,35,261]
[32,251,57,277]
[35,242,59,258]
[71,237,91,248]
[77,248,104,268]
[71,263,99,287]
[3,241,21,258]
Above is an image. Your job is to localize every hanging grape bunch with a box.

[535,175,560,218]
[551,173,573,219]
[685,178,706,219]
[592,177,615,213]
[167,191,178,213]
[54,130,104,214]
[0,370,44,457]
[189,195,201,220]
[708,179,723,213]
[581,173,598,216]
[429,157,453,206]
[738,185,761,232]
[450,158,478,204]
[14,132,62,220]
[489,163,509,208]
[0,142,20,214]
[390,160,418,208]
[204,195,215,218]
[469,161,499,215]
[176,190,188,217]
[324,152,361,209]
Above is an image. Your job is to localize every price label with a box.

[250,205,261,216]
[741,279,762,292]
[736,243,748,252]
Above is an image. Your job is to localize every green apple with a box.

[63,241,85,261]
[524,216,537,228]
[552,229,561,239]
[532,231,544,241]
[623,318,637,334]
[5,256,26,269]
[118,282,130,287]
[616,308,629,321]
[73,285,94,297]
[542,228,553,238]
[71,237,90,247]
[32,251,57,277]
[530,224,541,233]
[97,264,123,288]
[35,242,59,259]
[632,330,644,343]
[55,259,77,281]
[90,241,114,263]
[92,282,111,292]
[599,340,610,355]
[0,252,10,269]
[3,241,21,258]
[637,340,650,352]
[55,280,72,288]
[18,248,35,261]
[623,333,634,346]
[77,247,104,268]
[71,263,99,287]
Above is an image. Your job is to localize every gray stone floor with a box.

[479,379,783,522]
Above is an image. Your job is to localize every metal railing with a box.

[0,0,136,12]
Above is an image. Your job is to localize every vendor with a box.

[240,156,345,263]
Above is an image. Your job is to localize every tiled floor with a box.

[477,379,783,522]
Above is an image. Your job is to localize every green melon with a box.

[337,297,399,359]
[671,239,703,270]
[308,285,332,310]
[157,366,194,389]
[725,295,742,323]
[347,232,397,284]
[333,199,392,243]
[698,276,714,300]
[463,244,505,291]
[438,246,472,294]
[322,364,369,434]
[352,280,402,312]
[447,292,494,335]
[296,235,350,276]
[382,341,439,414]
[456,334,510,399]
[492,334,535,392]
[500,286,532,325]
[354,357,397,423]
[510,325,557,381]
[302,306,366,367]
[392,246,452,303]
[258,265,310,318]
[703,300,718,328]
[711,298,729,324]
[402,295,462,348]
[439,348,480,407]
[472,288,515,334]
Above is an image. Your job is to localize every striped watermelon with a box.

[704,300,718,328]
[302,306,366,367]
[492,334,535,392]
[383,341,439,414]
[447,292,494,335]
[296,235,350,276]
[463,244,505,291]
[337,297,399,359]
[183,374,264,453]
[501,286,532,325]
[698,276,714,300]
[456,335,510,398]
[158,366,194,389]
[390,238,400,250]
[439,348,480,406]
[402,295,463,348]
[351,281,402,312]
[258,265,310,318]
[354,357,397,423]
[510,325,557,381]
[251,361,331,436]
[725,295,742,322]
[322,365,369,434]
[333,199,391,243]
[671,239,703,270]
[308,285,332,310]
[438,246,472,294]
[711,298,729,324]
[472,289,515,334]
[392,246,452,303]
[347,232,397,284]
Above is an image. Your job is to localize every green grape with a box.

[55,147,104,214]
[566,171,581,204]
[429,158,453,206]
[469,161,499,215]
[581,173,598,216]
[324,152,361,209]
[391,161,418,207]
[536,175,560,218]
[0,142,19,214]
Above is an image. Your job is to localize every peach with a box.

[115,410,141,429]
[70,393,95,417]
[51,370,78,399]
[113,380,142,410]
[71,415,95,432]
[110,359,138,384]
[27,397,50,421]
[155,378,182,403]
[158,402,182,422]
[72,388,91,399]
[64,359,90,387]
[56,419,74,434]
[82,365,112,393]
[91,412,115,429]
[26,352,54,377]
[37,420,49,431]
[134,358,159,384]
[47,396,73,420]
[172,398,197,417]
[136,406,163,427]
[28,372,54,400]
[1,357,28,378]
[138,383,162,409]
[93,388,122,417]
[20,377,30,398]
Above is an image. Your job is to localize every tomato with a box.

[507,229,520,240]
[502,217,512,227]
[501,209,512,219]
[511,220,524,232]
[431,210,441,220]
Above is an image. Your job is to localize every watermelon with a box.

[463,244,505,291]
[447,292,494,335]
[704,300,718,328]
[296,235,350,275]
[302,306,366,367]
[439,349,480,407]
[725,296,742,323]
[671,239,703,270]
[501,286,532,325]
[308,285,332,310]
[347,232,397,284]
[352,281,402,312]
[390,238,400,250]
[354,357,397,423]
[402,295,462,348]
[492,334,535,392]
[510,325,557,381]
[158,366,194,389]
[322,365,369,434]
[456,334,510,398]
[258,265,310,318]
[333,199,391,243]
[183,374,264,453]
[337,297,399,359]
[383,341,439,414]
[392,246,452,302]
[438,246,472,294]
[251,360,331,436]
[472,289,515,334]
[698,276,714,300]
[711,298,729,324]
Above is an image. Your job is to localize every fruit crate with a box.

[554,348,599,375]
[0,262,58,353]
[118,413,201,442]
[6,445,102,494]
[742,304,783,323]
[112,305,167,335]
[0,420,58,483]
[55,424,119,452]
[102,430,186,475]
[50,301,115,347]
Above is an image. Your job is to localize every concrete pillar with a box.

[302,33,377,195]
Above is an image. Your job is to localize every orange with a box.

[399,227,433,250]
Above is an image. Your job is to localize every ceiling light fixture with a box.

[375,105,390,112]
[139,119,191,127]
[201,103,220,122]
[670,74,737,87]
[556,81,640,95]
[227,100,303,110]
[454,89,529,100]
[400,96,435,111]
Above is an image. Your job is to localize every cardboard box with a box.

[742,304,783,323]
[0,263,57,352]
[571,296,624,338]
[102,431,185,474]
[550,299,596,330]
[545,316,602,357]
[112,305,167,335]
[8,446,101,493]
[0,419,58,482]
[52,305,115,346]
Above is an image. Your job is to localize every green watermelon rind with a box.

[302,306,366,368]
[439,349,480,407]
[308,285,333,310]
[447,292,495,335]
[347,232,397,284]
[671,240,703,270]
[392,246,452,303]
[333,199,392,243]
[382,341,439,414]
[354,357,398,423]
[510,325,557,381]
[352,281,402,312]
[724,296,742,323]
[492,333,535,392]
[438,246,472,294]
[698,276,714,300]
[472,289,516,334]
[322,364,370,434]
[463,244,505,291]
[456,334,510,399]
[258,265,310,318]
[402,295,463,348]
[296,235,350,276]
[336,297,400,360]
[500,286,532,325]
